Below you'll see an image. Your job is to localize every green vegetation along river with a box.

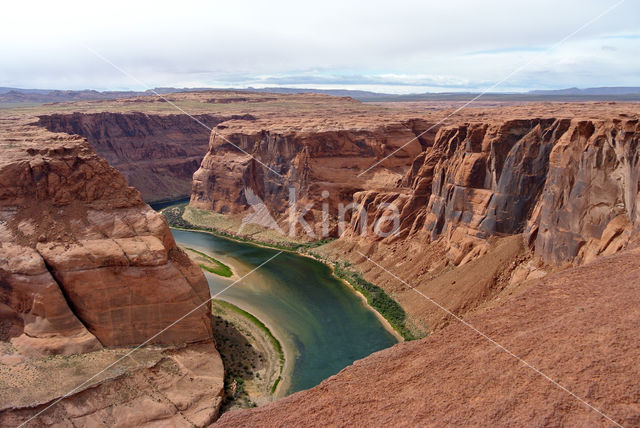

[171,228,398,395]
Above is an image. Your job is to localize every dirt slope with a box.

[216,247,640,427]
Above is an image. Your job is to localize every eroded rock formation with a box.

[0,116,224,426]
[349,117,640,266]
[0,121,212,357]
[527,118,640,265]
[191,107,640,267]
[37,112,254,203]
[190,118,436,236]
[1,342,224,427]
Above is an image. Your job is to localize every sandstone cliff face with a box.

[0,126,212,356]
[346,117,640,266]
[37,112,254,203]
[527,118,640,265]
[191,109,640,267]
[190,119,436,236]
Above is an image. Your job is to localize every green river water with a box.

[171,228,398,395]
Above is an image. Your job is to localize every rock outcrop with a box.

[0,119,213,357]
[527,118,640,265]
[1,341,224,427]
[347,116,640,266]
[190,118,436,237]
[37,112,254,203]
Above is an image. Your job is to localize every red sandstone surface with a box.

[0,117,213,353]
[0,114,223,425]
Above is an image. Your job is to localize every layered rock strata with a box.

[349,116,640,266]
[37,112,254,203]
[190,118,436,237]
[0,121,212,357]
[190,108,640,267]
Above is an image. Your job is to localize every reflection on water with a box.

[171,229,398,394]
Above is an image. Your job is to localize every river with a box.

[171,228,398,395]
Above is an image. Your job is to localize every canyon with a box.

[187,100,640,332]
[1,92,639,426]
[186,97,640,425]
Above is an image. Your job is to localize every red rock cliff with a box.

[347,116,640,266]
[0,120,213,356]
[189,106,640,267]
[37,112,254,203]
[190,118,436,236]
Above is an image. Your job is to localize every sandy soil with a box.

[211,300,284,412]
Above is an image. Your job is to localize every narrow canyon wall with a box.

[37,112,254,203]
[527,118,640,265]
[0,131,213,357]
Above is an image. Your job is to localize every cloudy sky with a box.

[1,0,638,93]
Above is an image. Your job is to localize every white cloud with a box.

[0,0,638,92]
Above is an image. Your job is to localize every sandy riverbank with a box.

[211,298,293,411]
[180,241,295,405]
[208,282,295,397]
